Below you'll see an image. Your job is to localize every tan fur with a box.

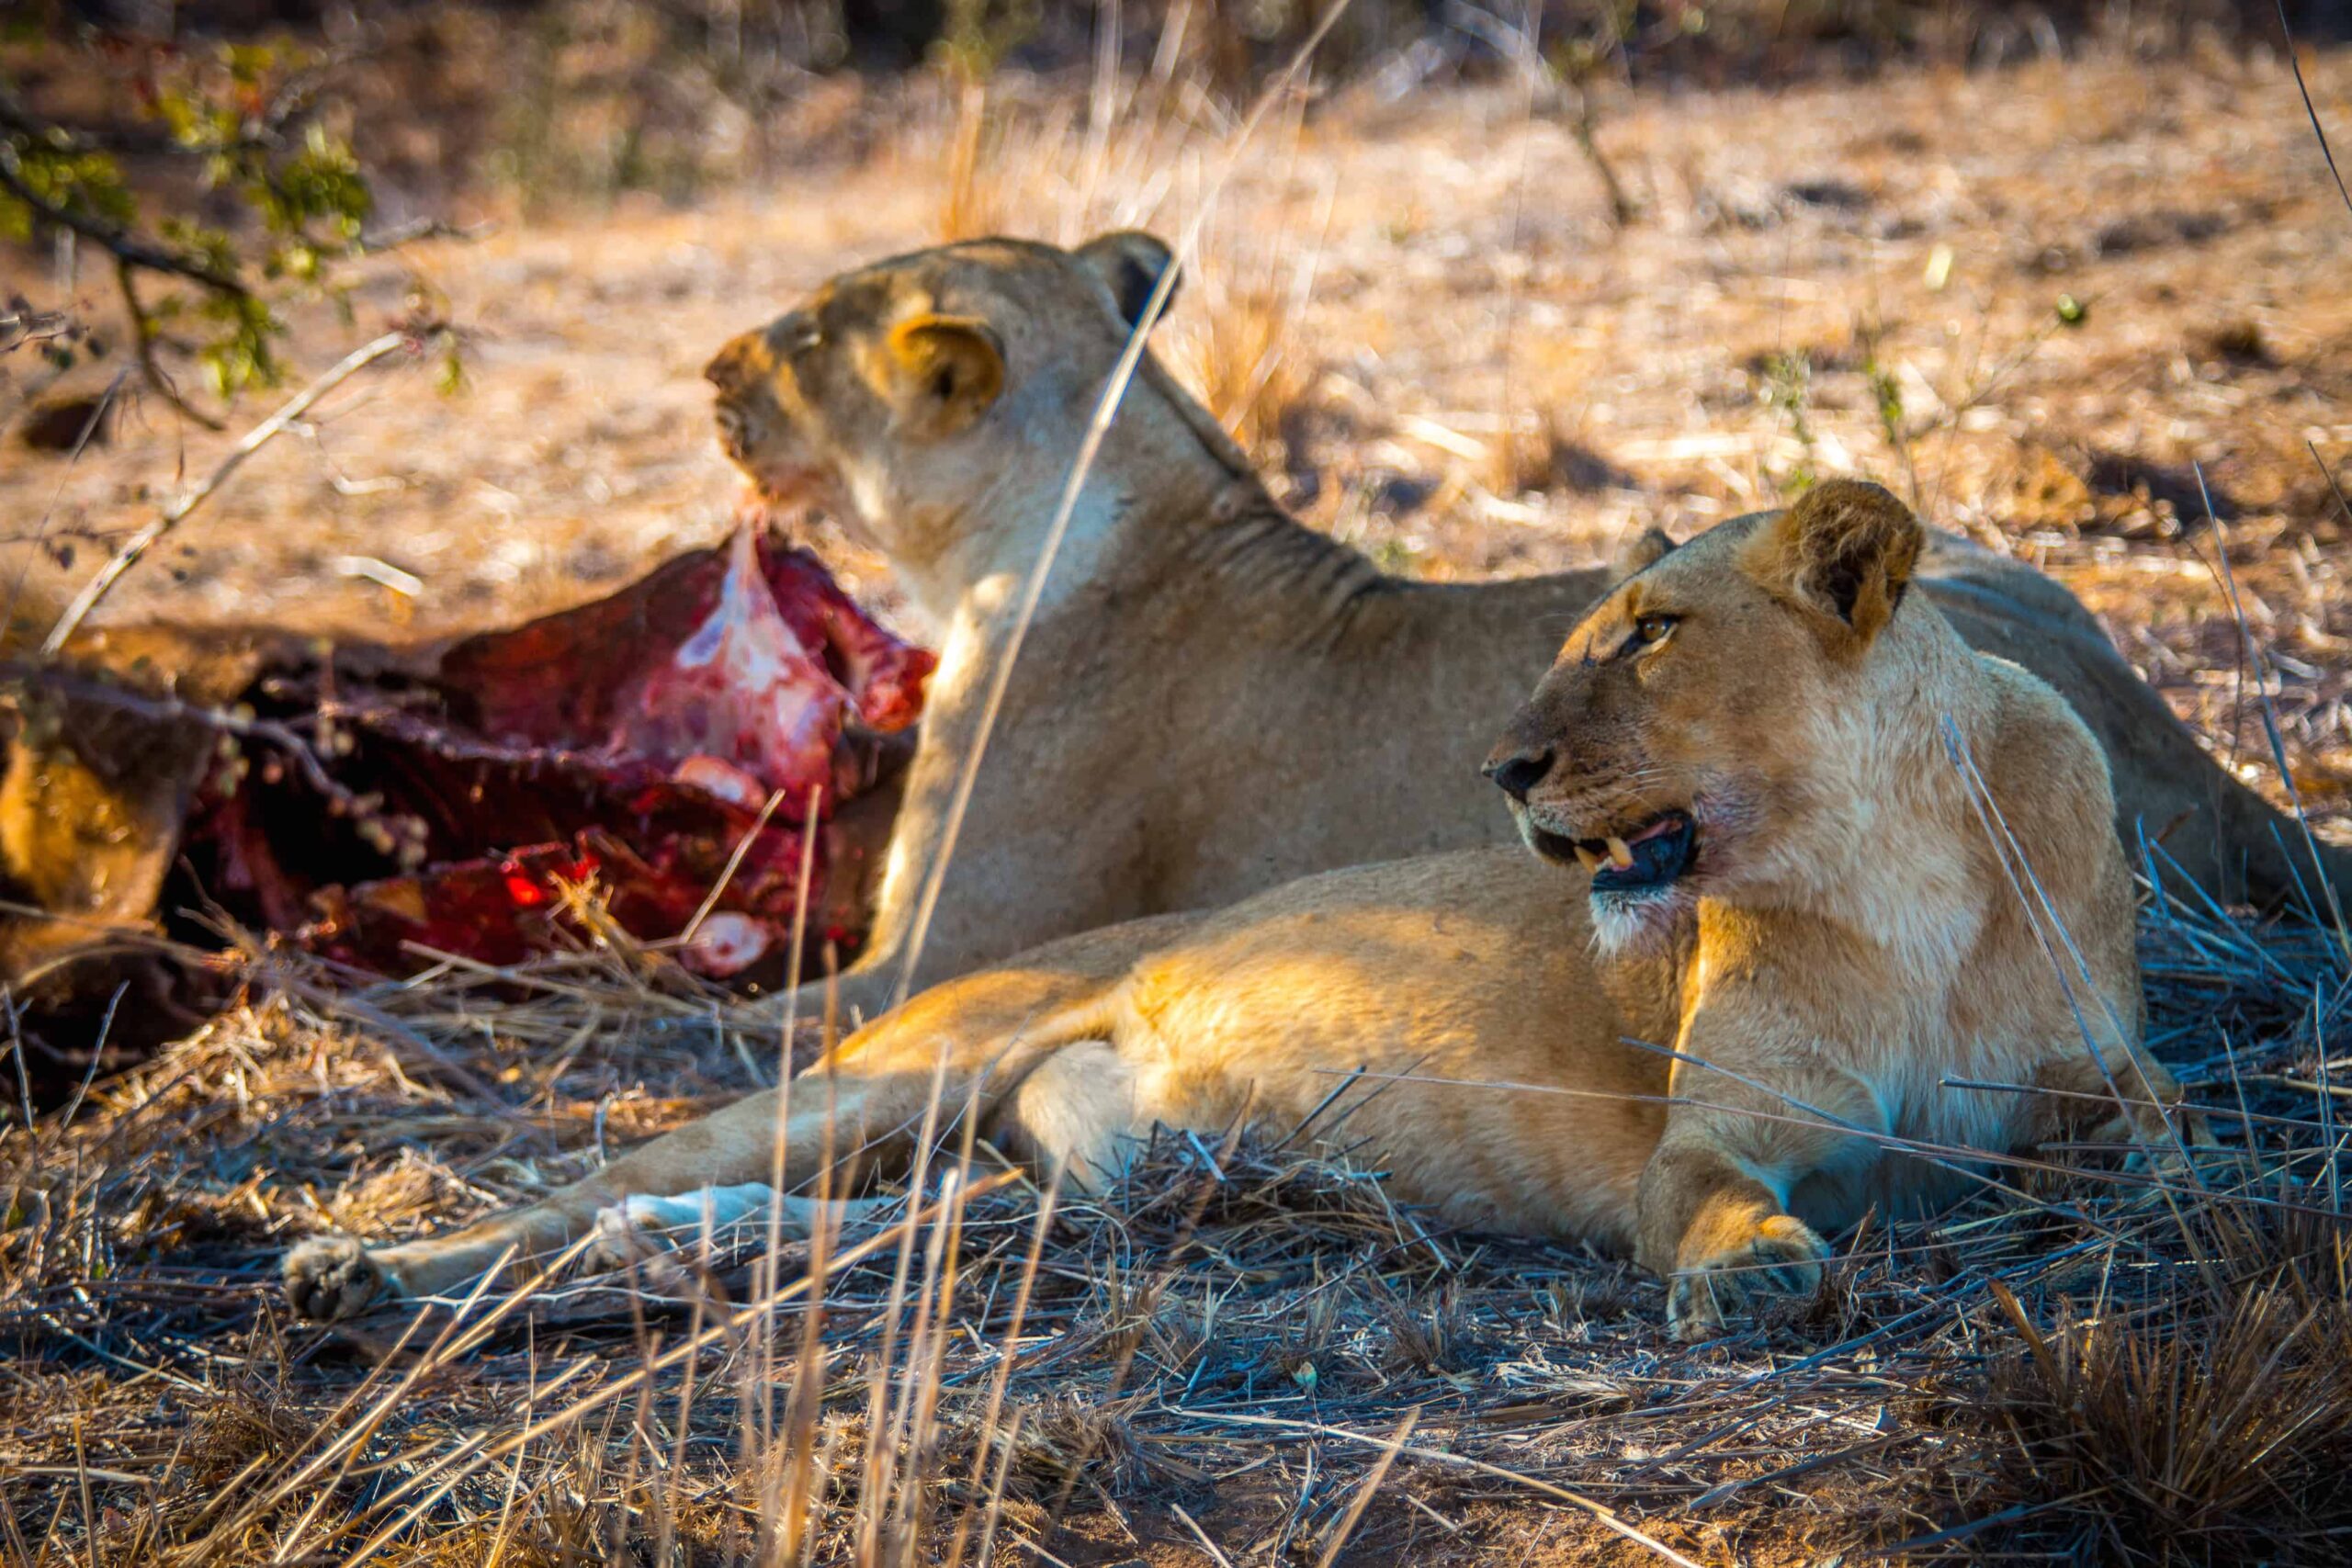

[695,232,2349,1025]
[284,483,2192,1340]
[0,604,268,996]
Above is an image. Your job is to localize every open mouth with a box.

[1535,809,1698,894]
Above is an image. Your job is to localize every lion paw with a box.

[1666,1214,1830,1342]
[282,1234,390,1322]
[582,1201,685,1287]
[2146,1109,2225,1186]
[2080,1098,2219,1179]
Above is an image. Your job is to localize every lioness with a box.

[700,231,2347,1023]
[285,482,2187,1340]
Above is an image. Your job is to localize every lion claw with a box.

[1666,1214,1830,1342]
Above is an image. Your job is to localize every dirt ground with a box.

[13,48,2352,829]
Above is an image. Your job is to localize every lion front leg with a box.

[2029,1046,2211,1165]
[1634,1033,1882,1342]
[1636,1137,1831,1343]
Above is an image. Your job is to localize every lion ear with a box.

[1610,526,1677,583]
[1747,479,1923,647]
[883,314,1005,435]
[1075,230,1180,332]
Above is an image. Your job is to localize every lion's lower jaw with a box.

[1588,885,1693,955]
[728,446,841,514]
[750,469,837,518]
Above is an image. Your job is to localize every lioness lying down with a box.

[286,482,2189,1340]
[704,231,2347,1022]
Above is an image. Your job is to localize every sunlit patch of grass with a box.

[1165,254,1316,466]
[934,78,1009,245]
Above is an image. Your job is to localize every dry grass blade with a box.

[888,0,1363,1013]
[2274,0,2352,227]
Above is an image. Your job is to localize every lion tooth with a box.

[1605,836,1634,869]
[1574,844,1603,874]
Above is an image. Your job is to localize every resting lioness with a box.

[699,231,2348,1022]
[285,482,2188,1339]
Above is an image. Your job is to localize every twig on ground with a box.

[39,331,413,654]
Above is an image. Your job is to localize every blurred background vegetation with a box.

[3,0,2346,437]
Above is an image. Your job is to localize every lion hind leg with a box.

[283,1193,599,1323]
[989,1039,1147,1194]
[283,986,1133,1321]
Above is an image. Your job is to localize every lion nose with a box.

[704,333,763,390]
[1484,747,1554,802]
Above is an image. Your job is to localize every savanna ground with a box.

[10,13,2352,1563]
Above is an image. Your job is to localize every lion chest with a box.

[1788,987,2098,1226]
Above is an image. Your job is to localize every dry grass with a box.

[1166,237,1320,466]
[5,881,2352,1563]
[917,64,1329,468]
[934,79,1008,245]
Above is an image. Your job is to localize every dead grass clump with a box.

[1003,1390,1149,1497]
[1480,418,1556,500]
[1976,1274,2352,1561]
[1480,419,1643,501]
[184,1368,321,1493]
[1181,275,1312,462]
[1377,1278,1481,1376]
[1159,229,1322,471]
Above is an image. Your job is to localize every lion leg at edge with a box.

[286,1084,797,1319]
[1635,1138,1831,1344]
[282,1062,1001,1320]
[282,961,1146,1320]
[2027,1048,2212,1167]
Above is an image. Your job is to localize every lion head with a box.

[1485,480,1934,953]
[703,231,1250,612]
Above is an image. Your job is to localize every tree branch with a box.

[40,330,413,654]
[0,138,251,299]
[115,258,225,431]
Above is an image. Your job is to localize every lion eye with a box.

[1633,614,1678,647]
